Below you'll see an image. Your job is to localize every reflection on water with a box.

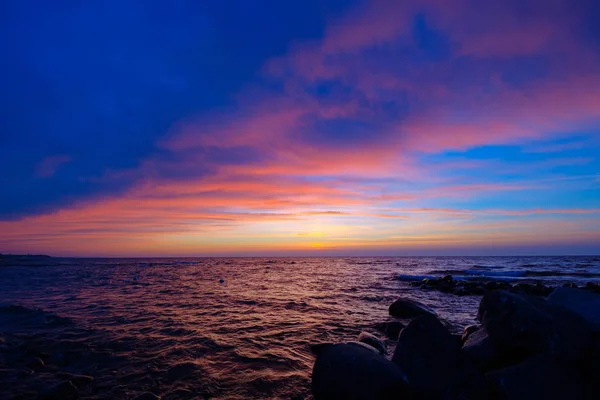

[0,256,598,399]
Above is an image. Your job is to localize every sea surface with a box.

[1,256,599,399]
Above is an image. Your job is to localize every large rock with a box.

[487,354,594,400]
[478,290,594,362]
[373,320,405,340]
[461,324,479,343]
[461,328,497,369]
[547,287,600,331]
[312,343,409,399]
[388,298,435,319]
[357,332,386,355]
[392,314,460,398]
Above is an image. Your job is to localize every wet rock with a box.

[487,354,594,400]
[478,290,594,362]
[373,320,405,340]
[312,343,410,400]
[132,393,161,400]
[26,356,45,370]
[166,362,200,382]
[392,314,460,398]
[547,287,600,330]
[389,298,435,319]
[56,373,93,386]
[346,341,380,354]
[39,380,78,400]
[357,332,386,355]
[461,324,480,342]
[460,327,515,371]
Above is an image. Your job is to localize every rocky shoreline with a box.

[311,286,600,399]
[406,274,600,297]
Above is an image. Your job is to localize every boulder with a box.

[460,327,523,371]
[345,341,381,354]
[547,287,600,330]
[39,381,78,400]
[487,354,594,400]
[389,298,435,319]
[357,332,386,355]
[373,320,405,340]
[478,290,594,362]
[392,314,460,398]
[461,324,480,343]
[312,343,409,399]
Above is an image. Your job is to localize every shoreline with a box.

[312,286,600,399]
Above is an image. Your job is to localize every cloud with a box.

[2,0,600,254]
[35,155,71,178]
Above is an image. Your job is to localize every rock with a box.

[26,356,45,370]
[461,324,480,342]
[547,287,600,330]
[388,298,435,319]
[373,320,405,340]
[478,290,594,362]
[487,354,594,400]
[166,362,200,382]
[460,327,522,371]
[132,393,161,400]
[357,332,386,355]
[39,381,78,400]
[392,314,460,398]
[56,373,93,386]
[346,341,380,354]
[312,343,410,400]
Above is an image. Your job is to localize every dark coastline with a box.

[0,254,58,267]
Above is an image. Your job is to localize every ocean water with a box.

[1,256,599,399]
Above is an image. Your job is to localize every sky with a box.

[1,0,599,257]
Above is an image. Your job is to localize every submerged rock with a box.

[357,332,386,355]
[478,290,594,362]
[392,314,460,398]
[487,354,594,400]
[312,343,409,399]
[547,287,600,330]
[388,298,435,319]
[39,380,78,400]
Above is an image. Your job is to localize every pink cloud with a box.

[35,155,71,178]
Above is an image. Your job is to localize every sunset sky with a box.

[1,0,599,256]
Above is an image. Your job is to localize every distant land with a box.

[0,254,59,267]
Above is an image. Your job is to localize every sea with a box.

[1,256,599,399]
